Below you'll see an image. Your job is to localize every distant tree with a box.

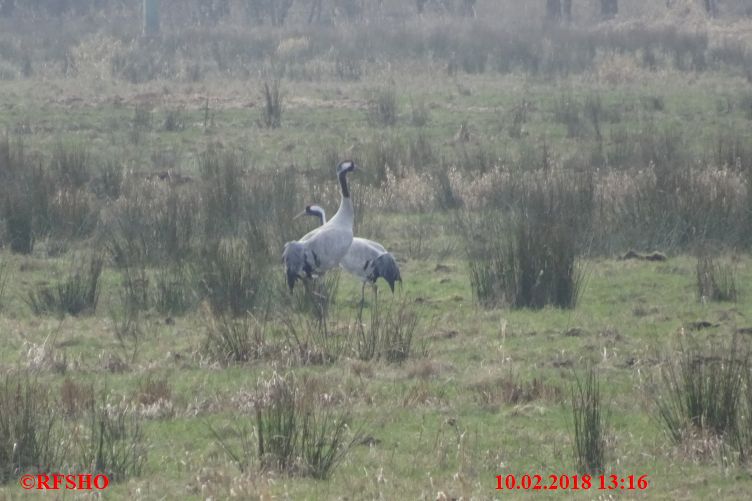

[704,0,718,17]
[143,0,159,37]
[600,0,617,20]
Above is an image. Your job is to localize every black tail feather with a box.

[282,241,309,292]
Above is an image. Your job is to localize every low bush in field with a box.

[203,310,269,364]
[651,336,752,465]
[75,393,146,482]
[464,171,591,309]
[357,297,421,363]
[696,255,738,302]
[27,253,104,316]
[0,373,65,483]
[572,367,608,475]
[261,80,283,128]
[212,372,361,479]
[199,238,271,316]
[368,86,398,127]
[655,337,746,445]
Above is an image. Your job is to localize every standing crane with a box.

[282,160,358,291]
[298,204,402,307]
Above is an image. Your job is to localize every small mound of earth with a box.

[686,320,720,331]
[620,250,668,261]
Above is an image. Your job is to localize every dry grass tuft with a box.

[470,373,563,411]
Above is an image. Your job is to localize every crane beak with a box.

[293,210,307,220]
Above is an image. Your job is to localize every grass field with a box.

[2,1,752,499]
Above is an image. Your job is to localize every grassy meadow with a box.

[2,0,752,498]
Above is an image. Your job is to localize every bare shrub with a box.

[102,179,196,267]
[110,305,142,364]
[368,87,398,127]
[552,93,585,138]
[471,373,563,410]
[357,297,422,363]
[75,394,146,482]
[155,262,196,316]
[50,142,89,189]
[27,253,104,316]
[3,188,34,254]
[60,377,94,419]
[464,171,592,309]
[134,376,172,406]
[289,271,340,324]
[198,150,246,238]
[130,104,153,144]
[0,255,10,309]
[409,98,430,127]
[655,337,747,445]
[199,238,270,316]
[696,255,738,302]
[0,372,66,482]
[335,52,362,81]
[282,311,351,366]
[572,367,608,475]
[213,372,361,479]
[162,108,185,131]
[203,310,269,364]
[261,80,282,128]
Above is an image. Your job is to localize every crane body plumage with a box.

[302,204,402,293]
[282,161,357,291]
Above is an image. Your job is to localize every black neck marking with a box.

[307,209,324,226]
[338,169,350,198]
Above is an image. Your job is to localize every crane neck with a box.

[315,210,326,225]
[332,194,353,224]
[338,169,350,199]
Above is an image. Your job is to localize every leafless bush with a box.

[696,255,738,302]
[203,310,269,364]
[212,372,362,479]
[75,393,146,482]
[368,87,399,127]
[463,171,592,309]
[261,80,283,128]
[655,337,746,446]
[0,258,9,309]
[572,367,608,475]
[0,372,67,483]
[27,253,104,317]
[357,297,423,363]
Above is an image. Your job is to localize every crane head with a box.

[305,204,326,219]
[293,204,326,225]
[336,160,358,174]
[369,253,402,293]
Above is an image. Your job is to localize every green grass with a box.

[3,6,752,498]
[1,248,751,498]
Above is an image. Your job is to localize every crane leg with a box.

[357,281,366,324]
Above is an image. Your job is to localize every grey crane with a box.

[298,203,401,306]
[282,160,357,291]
